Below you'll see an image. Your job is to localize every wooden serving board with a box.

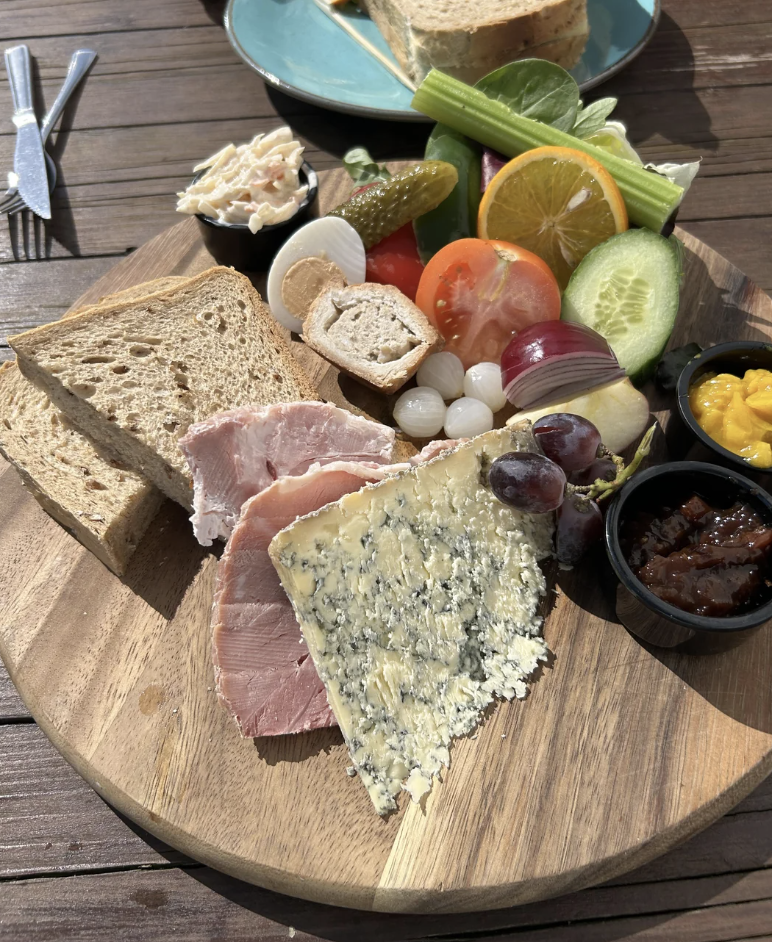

[2,169,772,914]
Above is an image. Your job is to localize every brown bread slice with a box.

[303,283,442,394]
[360,0,587,83]
[0,278,196,575]
[0,362,163,576]
[10,266,319,509]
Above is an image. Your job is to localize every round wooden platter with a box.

[2,168,772,915]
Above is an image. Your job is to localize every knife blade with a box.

[5,45,51,219]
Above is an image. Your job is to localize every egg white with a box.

[266,217,367,332]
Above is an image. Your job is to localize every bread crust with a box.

[440,27,589,84]
[0,361,162,575]
[303,284,442,394]
[10,267,319,509]
[360,0,588,83]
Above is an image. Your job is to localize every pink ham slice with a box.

[412,439,467,463]
[180,402,396,545]
[212,460,390,737]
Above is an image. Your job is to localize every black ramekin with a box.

[669,340,772,484]
[605,460,772,654]
[192,160,319,272]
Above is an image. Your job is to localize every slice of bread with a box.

[360,0,588,84]
[10,267,318,510]
[303,283,442,394]
[0,279,197,575]
[0,362,163,575]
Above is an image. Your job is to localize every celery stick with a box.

[412,70,683,234]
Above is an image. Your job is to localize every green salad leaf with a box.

[342,146,392,187]
[474,59,580,133]
[415,124,482,263]
[572,97,618,138]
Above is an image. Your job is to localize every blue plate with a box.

[225,0,660,121]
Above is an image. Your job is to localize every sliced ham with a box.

[180,402,396,545]
[411,439,468,463]
[212,460,390,737]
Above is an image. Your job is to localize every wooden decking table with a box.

[1,1,772,939]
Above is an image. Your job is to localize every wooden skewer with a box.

[311,0,417,92]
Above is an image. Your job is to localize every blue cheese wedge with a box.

[268,425,554,814]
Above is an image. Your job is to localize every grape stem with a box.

[568,424,657,503]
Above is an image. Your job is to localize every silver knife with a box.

[5,45,51,219]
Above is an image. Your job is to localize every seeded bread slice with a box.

[439,23,590,84]
[360,0,587,83]
[0,362,163,575]
[10,266,319,510]
[303,284,443,394]
[0,280,197,575]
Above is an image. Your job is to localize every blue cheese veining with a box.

[268,425,554,814]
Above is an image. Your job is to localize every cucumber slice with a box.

[561,229,680,385]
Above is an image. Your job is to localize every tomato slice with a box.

[366,223,424,302]
[415,238,561,368]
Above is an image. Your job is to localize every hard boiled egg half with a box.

[267,217,366,332]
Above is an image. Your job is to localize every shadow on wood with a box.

[121,501,209,622]
[31,44,93,259]
[611,11,718,152]
[265,85,430,163]
[198,0,228,26]
[254,727,343,766]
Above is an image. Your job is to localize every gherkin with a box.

[327,161,458,249]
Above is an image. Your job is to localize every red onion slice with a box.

[501,322,625,409]
[482,148,508,191]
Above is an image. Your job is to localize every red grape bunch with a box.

[489,414,654,565]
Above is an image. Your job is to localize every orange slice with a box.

[478,145,628,289]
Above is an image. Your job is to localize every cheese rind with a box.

[269,425,554,814]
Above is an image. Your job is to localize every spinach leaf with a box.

[475,59,580,133]
[572,97,618,138]
[342,146,392,187]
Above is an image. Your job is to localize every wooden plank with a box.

[2,0,770,43]
[635,138,772,179]
[680,173,772,222]
[605,20,772,95]
[660,0,772,30]
[610,84,772,152]
[605,807,772,885]
[0,117,426,184]
[1,0,213,36]
[0,662,27,719]
[4,866,772,942]
[0,725,186,877]
[0,255,124,338]
[0,121,768,202]
[679,217,772,294]
[0,120,769,195]
[730,773,772,814]
[0,23,769,138]
[1,3,769,104]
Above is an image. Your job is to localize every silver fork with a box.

[1,48,97,216]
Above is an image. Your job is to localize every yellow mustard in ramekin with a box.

[689,369,772,467]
